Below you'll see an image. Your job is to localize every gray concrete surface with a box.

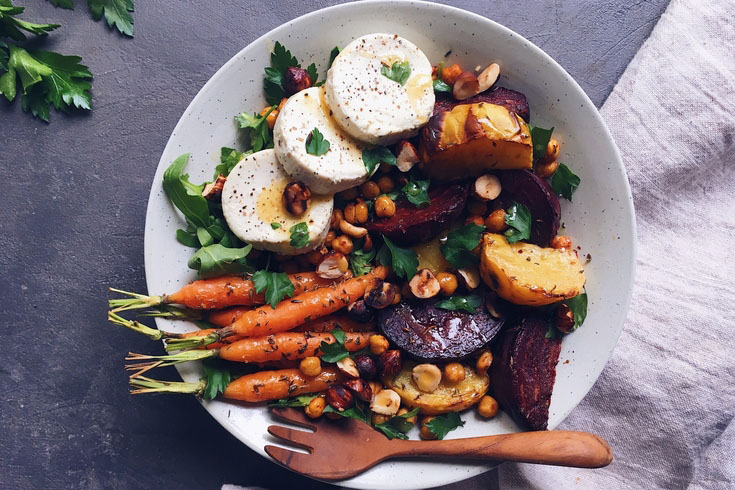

[0,1,669,488]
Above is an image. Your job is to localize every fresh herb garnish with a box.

[268,394,318,408]
[425,412,464,440]
[323,402,370,423]
[0,3,59,40]
[214,147,246,178]
[263,41,300,105]
[251,270,295,308]
[564,292,588,331]
[529,125,554,161]
[305,127,330,156]
[270,222,281,230]
[162,153,209,228]
[402,177,430,208]
[88,0,135,37]
[381,60,410,86]
[550,163,581,201]
[435,294,483,314]
[377,235,418,279]
[48,0,74,9]
[362,146,396,175]
[289,222,310,248]
[319,328,349,363]
[432,62,451,93]
[350,247,376,276]
[374,407,419,440]
[305,62,318,85]
[234,106,275,152]
[328,46,340,68]
[202,359,231,400]
[440,223,485,268]
[504,202,532,244]
[188,243,252,278]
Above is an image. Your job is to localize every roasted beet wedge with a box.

[377,293,505,362]
[490,313,562,430]
[365,183,468,246]
[433,86,530,122]
[497,169,560,247]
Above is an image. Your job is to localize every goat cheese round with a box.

[325,33,435,145]
[221,149,333,255]
[274,86,368,194]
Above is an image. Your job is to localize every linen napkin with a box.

[490,0,735,488]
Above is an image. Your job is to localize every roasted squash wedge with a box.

[480,233,585,306]
[383,360,489,415]
[419,102,532,180]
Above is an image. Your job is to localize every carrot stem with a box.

[108,312,167,341]
[129,375,206,396]
[138,305,202,321]
[125,349,218,369]
[109,288,164,312]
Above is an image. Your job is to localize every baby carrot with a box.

[207,307,373,333]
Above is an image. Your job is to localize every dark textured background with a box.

[0,1,669,488]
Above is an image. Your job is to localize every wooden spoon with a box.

[265,408,612,480]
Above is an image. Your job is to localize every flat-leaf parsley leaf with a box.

[362,146,396,174]
[252,270,295,308]
[289,222,310,248]
[435,294,483,314]
[319,328,349,363]
[402,177,430,208]
[88,0,135,37]
[426,412,464,439]
[440,223,485,268]
[377,235,418,279]
[550,163,581,201]
[504,202,531,244]
[529,125,554,160]
[305,127,330,156]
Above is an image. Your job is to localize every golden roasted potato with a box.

[383,361,489,415]
[419,102,532,180]
[480,233,586,306]
[412,236,451,275]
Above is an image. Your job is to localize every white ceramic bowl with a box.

[144,1,636,488]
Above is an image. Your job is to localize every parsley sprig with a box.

[289,222,310,248]
[319,328,349,363]
[401,176,430,208]
[234,106,275,153]
[377,235,418,279]
[362,146,396,175]
[551,163,581,201]
[305,127,330,156]
[440,223,485,268]
[435,294,483,314]
[375,407,419,440]
[432,62,451,93]
[504,202,532,244]
[426,412,465,439]
[263,41,318,105]
[252,270,295,309]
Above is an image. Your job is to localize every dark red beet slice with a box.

[490,313,562,430]
[433,86,530,122]
[365,183,468,246]
[377,293,505,362]
[497,169,560,247]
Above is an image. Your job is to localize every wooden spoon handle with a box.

[391,430,612,468]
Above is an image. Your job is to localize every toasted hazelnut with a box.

[316,250,349,279]
[283,66,312,95]
[378,350,402,377]
[409,268,441,299]
[396,140,420,172]
[339,219,368,238]
[304,396,326,418]
[202,174,227,200]
[412,363,442,392]
[473,174,502,201]
[364,279,399,309]
[325,384,353,411]
[442,63,463,85]
[344,378,373,402]
[353,354,378,380]
[370,388,401,415]
[453,71,480,100]
[443,362,466,383]
[369,334,390,355]
[556,303,575,334]
[336,357,360,378]
[477,63,500,92]
[476,349,493,372]
[457,267,481,290]
[347,300,374,323]
[419,416,438,440]
[282,181,312,217]
[477,395,499,418]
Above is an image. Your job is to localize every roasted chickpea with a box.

[536,159,560,179]
[544,137,560,163]
[444,362,466,383]
[343,203,357,224]
[397,407,418,425]
[476,349,493,373]
[355,200,369,224]
[466,215,485,226]
[484,209,508,233]
[360,181,381,199]
[299,356,322,377]
[369,334,389,355]
[477,395,499,418]
[372,413,391,425]
[305,396,326,418]
[436,272,458,296]
[330,209,344,229]
[419,416,438,440]
[550,235,573,250]
[375,195,396,218]
[442,63,462,85]
[376,175,395,193]
[467,199,488,216]
[324,230,336,248]
[338,187,358,201]
[332,235,354,255]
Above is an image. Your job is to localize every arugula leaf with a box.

[187,243,252,278]
[162,154,210,228]
[289,222,310,249]
[550,163,581,201]
[270,222,281,230]
[564,292,588,331]
[374,407,419,440]
[175,228,199,248]
[440,223,485,268]
[323,403,370,423]
[377,235,418,279]
[268,394,318,408]
[425,412,464,440]
[530,125,554,160]
[202,359,231,400]
[504,202,531,244]
[319,328,349,363]
[48,0,74,8]
[381,60,410,86]
[305,127,330,156]
[402,177,430,208]
[196,226,214,247]
[433,79,451,93]
[0,2,60,41]
[435,294,483,314]
[251,270,295,309]
[88,0,134,37]
[214,147,245,178]
[235,107,274,152]
[328,46,340,68]
[350,247,376,276]
[362,146,396,175]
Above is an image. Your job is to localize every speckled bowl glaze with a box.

[144,1,636,488]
